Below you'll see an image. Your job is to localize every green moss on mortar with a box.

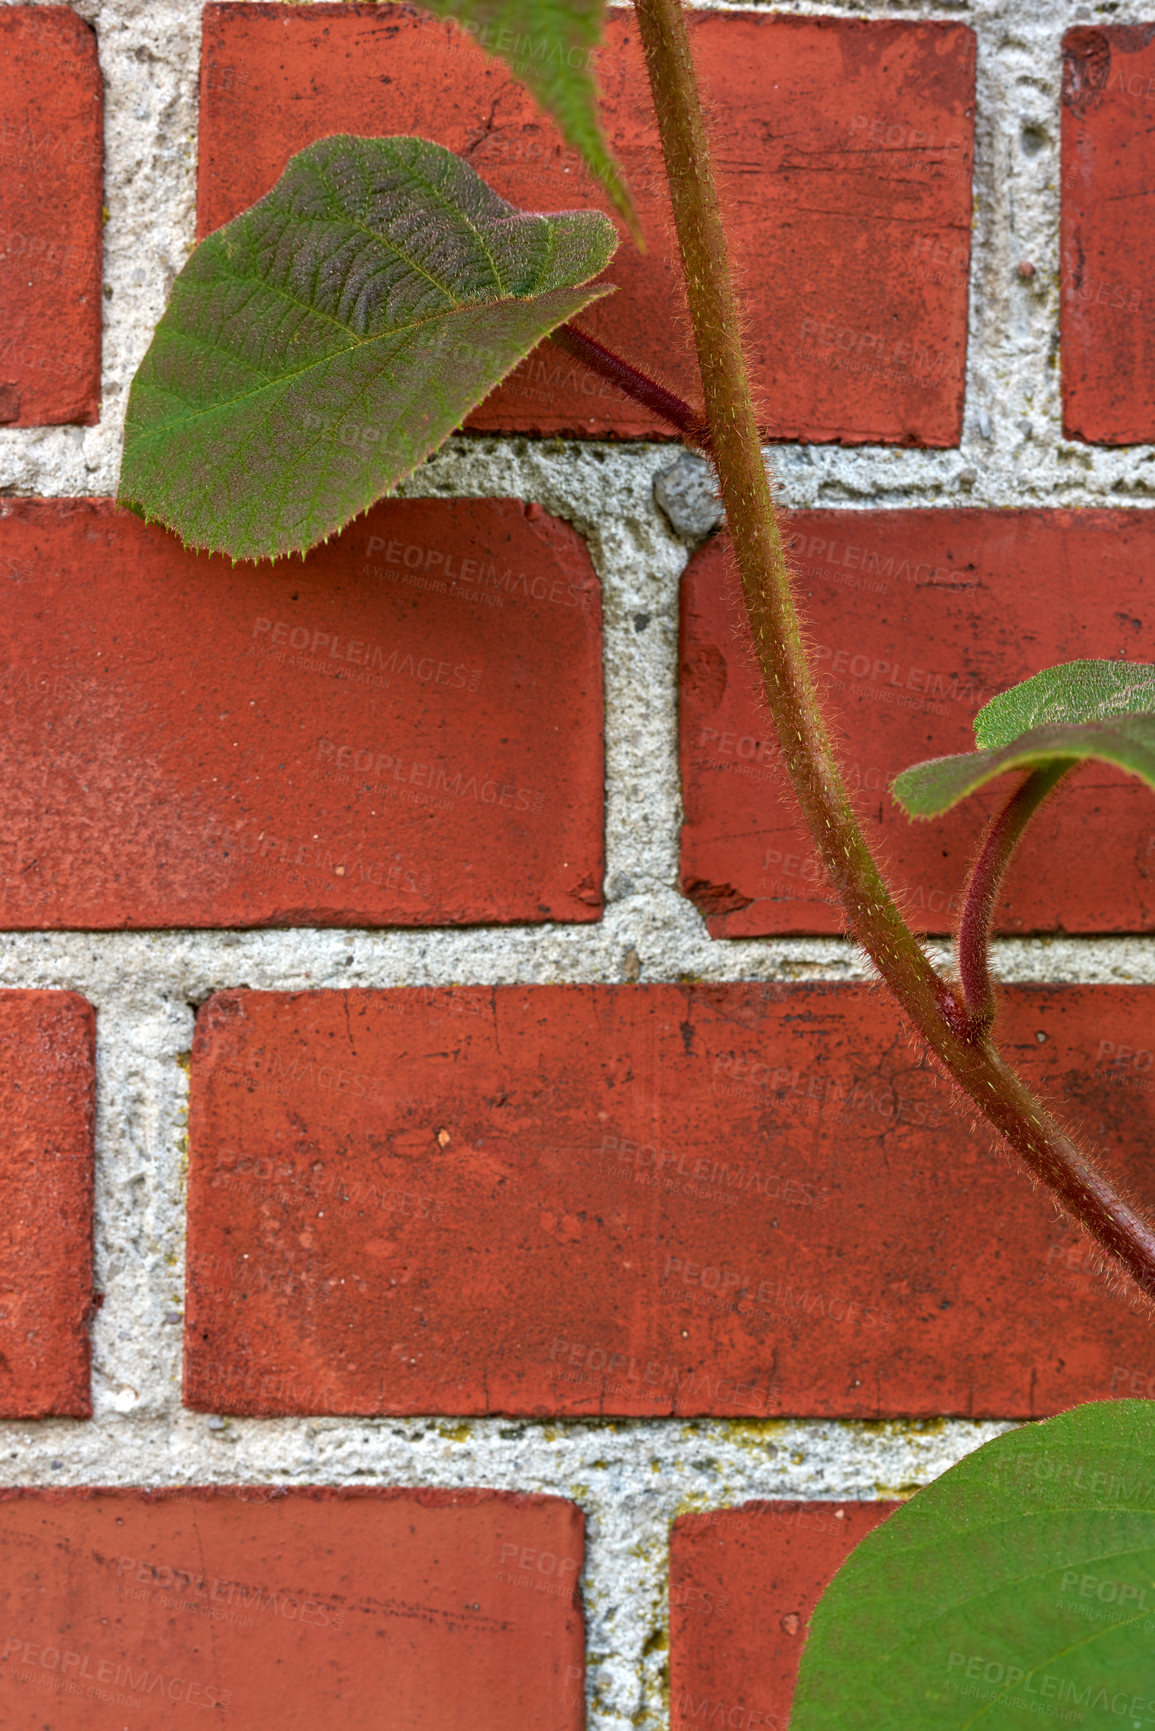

[721,1418,790,1447]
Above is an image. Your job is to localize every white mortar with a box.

[1,1,1152,1724]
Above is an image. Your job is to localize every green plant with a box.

[791,1401,1155,1729]
[119,0,1155,1716]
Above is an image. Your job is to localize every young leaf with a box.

[790,1400,1155,1731]
[420,0,639,240]
[892,715,1155,817]
[975,657,1155,748]
[892,658,1155,818]
[119,135,617,562]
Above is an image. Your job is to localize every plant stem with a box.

[958,762,1075,1033]
[632,0,1155,1301]
[631,0,954,1026]
[552,322,708,445]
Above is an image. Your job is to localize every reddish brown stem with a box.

[552,322,709,447]
[633,0,1155,1303]
[958,762,1075,1034]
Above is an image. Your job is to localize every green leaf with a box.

[790,1400,1155,1731]
[118,135,617,561]
[892,658,1155,818]
[892,715,1155,817]
[421,0,639,241]
[975,658,1155,748]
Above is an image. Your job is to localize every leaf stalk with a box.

[552,323,708,446]
[957,762,1075,1034]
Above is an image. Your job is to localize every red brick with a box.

[670,1502,897,1731]
[1061,28,1155,443]
[0,497,603,929]
[0,1487,584,1729]
[0,7,101,426]
[186,983,1155,1420]
[681,511,1155,938]
[198,4,975,446]
[0,991,94,1417]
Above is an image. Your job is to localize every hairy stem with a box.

[552,322,708,445]
[633,0,1155,1300]
[632,0,954,1025]
[958,762,1075,1033]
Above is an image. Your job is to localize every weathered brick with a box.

[0,1487,584,1728]
[0,7,101,425]
[670,1502,897,1731]
[186,983,1155,1419]
[1061,27,1155,443]
[198,3,975,445]
[681,511,1155,937]
[0,497,603,929]
[0,991,94,1417]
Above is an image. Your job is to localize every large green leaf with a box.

[893,659,1155,817]
[422,0,639,240]
[119,135,617,561]
[975,658,1155,748]
[791,1400,1155,1731]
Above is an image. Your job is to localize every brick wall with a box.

[1,1,1153,1726]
